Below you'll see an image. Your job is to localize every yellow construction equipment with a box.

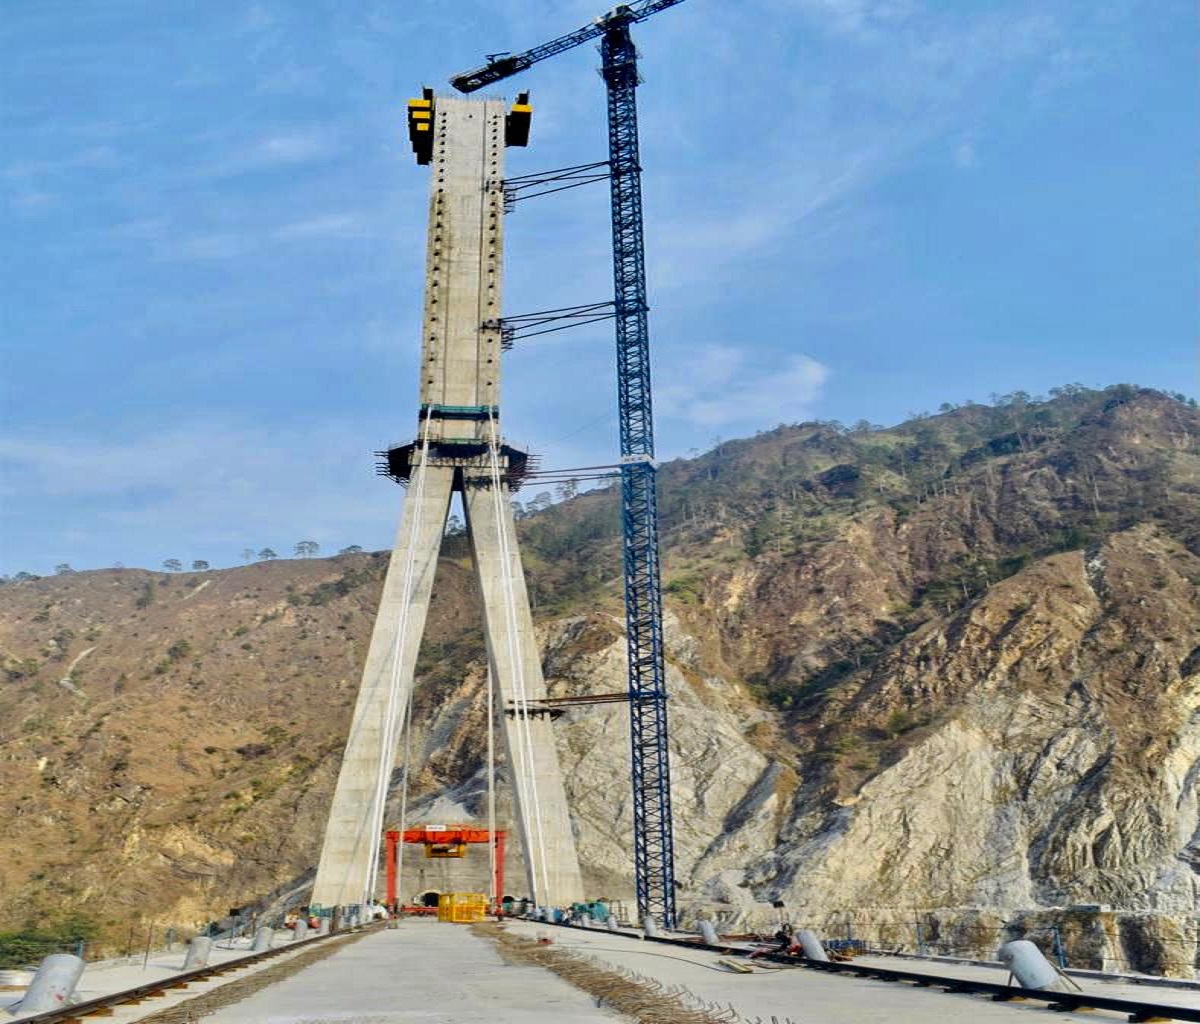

[437,892,489,924]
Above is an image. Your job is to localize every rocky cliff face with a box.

[2,386,1197,973]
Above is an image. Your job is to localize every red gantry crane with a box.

[384,826,507,912]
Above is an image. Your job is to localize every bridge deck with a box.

[198,921,616,1023]
[9,920,1196,1023]
[503,920,1200,1023]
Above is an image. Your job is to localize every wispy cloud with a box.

[199,127,342,179]
[161,233,250,262]
[239,3,277,34]
[788,0,916,40]
[3,144,122,214]
[257,131,333,163]
[642,0,1111,289]
[145,209,373,262]
[649,145,883,290]
[2,0,1173,575]
[7,189,56,214]
[0,419,392,571]
[1032,45,1104,100]
[954,139,978,169]
[657,345,830,429]
[275,213,369,241]
[255,63,327,96]
[3,145,121,180]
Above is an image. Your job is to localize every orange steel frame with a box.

[384,827,507,910]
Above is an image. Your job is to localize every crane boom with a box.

[450,1,687,94]
[449,0,684,930]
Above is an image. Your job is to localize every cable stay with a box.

[502,161,611,209]
[524,461,624,486]
[524,471,618,481]
[486,663,498,908]
[486,301,616,349]
[484,411,552,903]
[521,461,622,491]
[522,474,619,489]
[525,461,624,475]
[368,415,435,907]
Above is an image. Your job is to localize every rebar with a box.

[476,923,735,1024]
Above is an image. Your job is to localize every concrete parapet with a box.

[183,936,213,970]
[1000,940,1067,991]
[796,930,829,962]
[10,954,84,1014]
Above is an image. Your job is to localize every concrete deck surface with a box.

[505,921,1200,1023]
[5,921,1194,1023]
[198,921,619,1023]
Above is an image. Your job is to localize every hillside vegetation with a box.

[1,385,1197,972]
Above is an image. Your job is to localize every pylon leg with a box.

[311,465,455,908]
[462,475,583,907]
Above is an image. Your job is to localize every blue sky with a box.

[2,0,1196,575]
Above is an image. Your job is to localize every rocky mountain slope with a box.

[2,386,1197,973]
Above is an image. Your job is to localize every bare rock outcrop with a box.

[2,387,1196,975]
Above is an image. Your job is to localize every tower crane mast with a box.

[451,0,686,928]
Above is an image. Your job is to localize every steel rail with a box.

[545,921,1200,1023]
[14,924,379,1024]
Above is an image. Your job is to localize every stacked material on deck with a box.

[437,893,489,924]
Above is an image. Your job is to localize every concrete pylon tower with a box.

[311,92,583,910]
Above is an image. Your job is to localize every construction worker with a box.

[750,924,799,959]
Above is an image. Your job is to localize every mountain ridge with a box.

[1,384,1197,973]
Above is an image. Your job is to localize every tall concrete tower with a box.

[310,92,583,911]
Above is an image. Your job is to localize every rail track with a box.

[14,918,1196,1023]
[554,922,1200,1023]
[12,924,374,1024]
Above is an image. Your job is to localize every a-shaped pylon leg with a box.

[311,465,455,908]
[463,474,584,906]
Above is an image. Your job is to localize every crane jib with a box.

[448,0,689,94]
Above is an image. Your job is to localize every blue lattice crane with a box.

[451,1,687,928]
